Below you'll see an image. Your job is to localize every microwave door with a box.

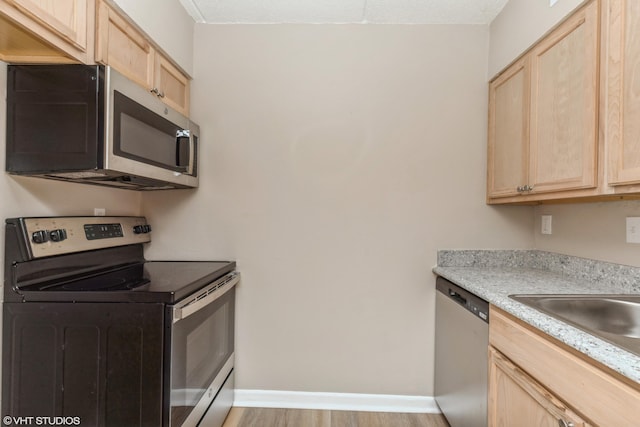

[107,110,197,187]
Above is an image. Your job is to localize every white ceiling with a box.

[178,0,510,24]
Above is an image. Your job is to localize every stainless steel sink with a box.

[509,294,640,357]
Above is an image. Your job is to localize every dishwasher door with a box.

[434,277,489,427]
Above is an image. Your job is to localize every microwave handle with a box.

[187,131,196,176]
[176,129,192,174]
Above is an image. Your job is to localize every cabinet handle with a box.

[558,420,574,427]
[150,87,166,98]
[525,185,535,192]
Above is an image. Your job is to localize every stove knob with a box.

[134,224,152,234]
[49,229,67,242]
[32,230,49,244]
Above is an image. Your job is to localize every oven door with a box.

[168,272,238,427]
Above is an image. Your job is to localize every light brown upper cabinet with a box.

[529,2,599,195]
[95,0,190,116]
[487,0,600,203]
[487,58,530,199]
[154,54,190,116]
[606,0,640,188]
[0,0,94,63]
[1,0,191,116]
[95,0,154,89]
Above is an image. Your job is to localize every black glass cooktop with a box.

[12,261,235,304]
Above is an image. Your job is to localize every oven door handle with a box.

[172,272,239,323]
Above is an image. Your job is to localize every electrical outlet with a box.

[94,208,106,216]
[626,217,640,243]
[541,215,552,235]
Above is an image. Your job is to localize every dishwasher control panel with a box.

[435,277,489,323]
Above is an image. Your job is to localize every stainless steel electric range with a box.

[2,216,238,427]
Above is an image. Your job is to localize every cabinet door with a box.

[95,0,155,90]
[529,0,599,194]
[607,0,640,185]
[488,57,530,199]
[155,53,190,116]
[488,347,592,427]
[6,0,87,49]
[2,302,164,426]
[0,0,93,63]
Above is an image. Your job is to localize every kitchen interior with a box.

[1,0,640,426]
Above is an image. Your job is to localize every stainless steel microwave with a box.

[6,65,199,190]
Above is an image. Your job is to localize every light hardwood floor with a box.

[221,407,450,427]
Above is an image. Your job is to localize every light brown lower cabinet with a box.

[488,347,591,426]
[489,306,640,426]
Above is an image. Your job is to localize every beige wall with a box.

[489,0,640,268]
[0,61,143,300]
[142,24,534,396]
[533,203,640,266]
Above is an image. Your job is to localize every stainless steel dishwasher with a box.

[434,276,489,427]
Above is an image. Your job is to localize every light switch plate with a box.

[541,215,552,235]
[626,217,640,243]
[550,0,559,6]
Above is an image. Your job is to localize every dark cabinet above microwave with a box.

[6,65,199,191]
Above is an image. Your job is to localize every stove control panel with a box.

[84,223,124,240]
[21,217,151,258]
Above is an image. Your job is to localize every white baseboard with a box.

[233,389,441,414]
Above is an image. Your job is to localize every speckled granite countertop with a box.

[432,250,640,386]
